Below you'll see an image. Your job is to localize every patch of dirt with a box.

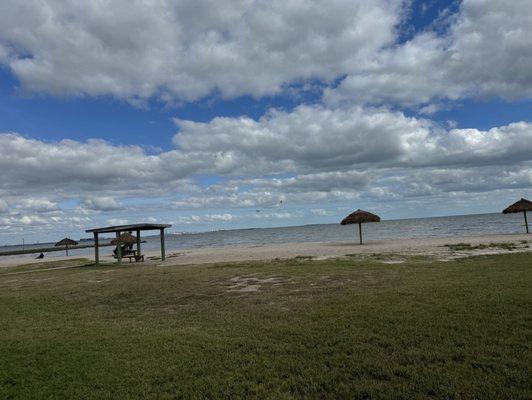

[226,275,283,293]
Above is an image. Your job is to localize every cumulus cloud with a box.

[388,165,532,197]
[172,213,235,225]
[310,208,334,216]
[326,0,532,106]
[16,198,59,212]
[3,105,531,210]
[19,215,49,225]
[247,171,371,192]
[173,105,430,174]
[174,106,532,173]
[2,105,532,215]
[0,0,530,107]
[82,197,122,211]
[107,218,129,226]
[0,133,197,199]
[0,0,400,103]
[205,213,234,222]
[254,211,304,220]
[0,203,93,240]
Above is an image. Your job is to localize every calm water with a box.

[1,212,527,261]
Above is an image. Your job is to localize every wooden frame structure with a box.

[85,223,171,265]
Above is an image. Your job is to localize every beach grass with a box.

[444,241,527,252]
[0,253,531,399]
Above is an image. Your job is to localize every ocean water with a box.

[1,212,528,262]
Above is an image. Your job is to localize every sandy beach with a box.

[1,233,530,268]
[160,233,532,265]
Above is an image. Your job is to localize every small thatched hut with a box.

[502,198,532,234]
[341,209,381,244]
[55,237,78,256]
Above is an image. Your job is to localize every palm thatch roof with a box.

[341,209,381,225]
[502,198,532,214]
[55,238,78,247]
[111,233,137,245]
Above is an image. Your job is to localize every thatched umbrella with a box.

[111,233,137,246]
[502,198,532,234]
[341,209,380,244]
[55,237,78,256]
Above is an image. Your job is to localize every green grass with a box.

[444,241,529,251]
[0,253,531,399]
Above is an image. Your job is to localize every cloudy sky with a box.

[1,0,531,244]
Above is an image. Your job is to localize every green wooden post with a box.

[116,231,122,264]
[93,233,99,265]
[136,230,141,257]
[525,211,529,234]
[358,222,363,245]
[160,228,166,261]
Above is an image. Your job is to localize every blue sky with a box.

[0,0,531,243]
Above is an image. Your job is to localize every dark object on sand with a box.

[36,253,44,259]
[341,209,381,244]
[55,238,78,256]
[503,198,532,234]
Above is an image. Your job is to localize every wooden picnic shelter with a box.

[85,223,171,265]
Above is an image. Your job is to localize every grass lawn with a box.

[0,253,531,399]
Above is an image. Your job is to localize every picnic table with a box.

[114,249,144,263]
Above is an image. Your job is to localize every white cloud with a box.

[173,105,431,174]
[107,218,128,226]
[326,0,532,106]
[254,211,303,220]
[19,215,48,225]
[204,213,234,222]
[174,106,532,173]
[310,208,334,216]
[0,0,401,103]
[17,198,58,212]
[389,166,532,196]
[173,215,201,225]
[0,133,197,200]
[172,214,234,225]
[2,105,531,218]
[1,0,530,107]
[82,197,122,211]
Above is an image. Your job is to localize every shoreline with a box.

[159,233,531,265]
[1,233,530,268]
[0,243,114,257]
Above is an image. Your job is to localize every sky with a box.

[0,0,531,244]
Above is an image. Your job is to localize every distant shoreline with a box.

[0,243,114,257]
